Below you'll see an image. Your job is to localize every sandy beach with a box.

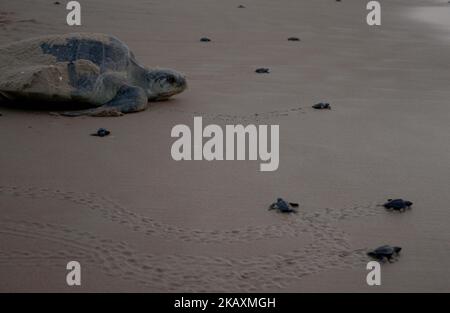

[0,0,450,292]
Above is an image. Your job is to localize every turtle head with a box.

[145,68,187,101]
[393,247,402,254]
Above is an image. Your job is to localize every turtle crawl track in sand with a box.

[0,185,379,291]
[0,33,187,116]
[0,185,383,244]
[0,219,367,292]
[160,105,305,123]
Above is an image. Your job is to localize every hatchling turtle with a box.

[312,102,331,110]
[91,128,110,137]
[269,198,299,213]
[255,68,270,74]
[367,245,402,262]
[0,33,187,116]
[383,199,413,211]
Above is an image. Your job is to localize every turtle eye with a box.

[166,76,176,84]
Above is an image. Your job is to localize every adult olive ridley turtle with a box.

[0,33,187,116]
[367,245,402,262]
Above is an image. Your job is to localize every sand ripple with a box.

[0,185,381,291]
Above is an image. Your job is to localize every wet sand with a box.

[409,1,450,30]
[1,0,450,292]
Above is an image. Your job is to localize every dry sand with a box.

[0,0,449,292]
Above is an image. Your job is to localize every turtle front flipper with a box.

[60,107,125,117]
[61,85,148,117]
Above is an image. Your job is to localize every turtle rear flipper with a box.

[367,251,384,261]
